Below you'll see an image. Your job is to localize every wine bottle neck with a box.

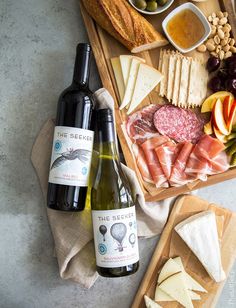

[72,43,91,88]
[98,121,119,160]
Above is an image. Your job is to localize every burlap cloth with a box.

[31,88,176,288]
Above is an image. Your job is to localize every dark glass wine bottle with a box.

[91,109,139,277]
[47,43,94,211]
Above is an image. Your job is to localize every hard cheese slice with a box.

[157,258,181,284]
[175,211,226,283]
[127,64,163,114]
[159,272,194,308]
[119,55,145,86]
[111,57,125,102]
[144,295,162,308]
[120,58,141,110]
[173,257,207,293]
[155,286,200,302]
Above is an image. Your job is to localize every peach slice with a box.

[213,126,228,143]
[201,91,234,113]
[227,100,236,132]
[223,96,233,123]
[212,98,230,136]
[204,120,213,135]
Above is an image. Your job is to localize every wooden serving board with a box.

[132,195,236,308]
[80,0,236,201]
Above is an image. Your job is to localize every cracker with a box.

[167,52,177,101]
[178,57,191,107]
[172,54,182,106]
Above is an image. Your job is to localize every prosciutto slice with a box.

[170,142,194,186]
[155,142,181,180]
[126,104,160,144]
[141,136,170,187]
[193,134,225,160]
[132,144,154,184]
[185,135,229,180]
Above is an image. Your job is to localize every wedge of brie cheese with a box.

[175,211,226,283]
[127,64,163,114]
[111,57,125,102]
[159,272,194,308]
[144,295,162,308]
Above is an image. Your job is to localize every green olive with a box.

[157,0,168,6]
[134,0,147,10]
[146,1,158,11]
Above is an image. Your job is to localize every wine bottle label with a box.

[48,126,94,186]
[92,207,139,268]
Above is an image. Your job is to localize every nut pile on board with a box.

[197,11,236,60]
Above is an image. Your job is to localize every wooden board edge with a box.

[132,195,236,308]
[131,195,186,308]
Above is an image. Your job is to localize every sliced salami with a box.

[153,105,204,143]
[126,104,161,144]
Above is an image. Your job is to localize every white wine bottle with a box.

[91,108,139,277]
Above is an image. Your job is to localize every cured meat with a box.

[153,105,204,143]
[141,136,169,187]
[193,134,225,159]
[126,104,160,144]
[155,142,182,180]
[185,138,229,179]
[132,144,153,183]
[170,142,194,186]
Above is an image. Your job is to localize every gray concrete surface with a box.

[0,0,236,307]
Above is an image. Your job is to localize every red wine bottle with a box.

[47,43,94,211]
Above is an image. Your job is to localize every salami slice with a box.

[126,104,161,144]
[153,105,204,143]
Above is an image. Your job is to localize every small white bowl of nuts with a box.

[197,11,236,60]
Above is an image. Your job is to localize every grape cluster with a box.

[207,55,236,95]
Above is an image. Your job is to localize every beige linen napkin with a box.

[31,88,175,288]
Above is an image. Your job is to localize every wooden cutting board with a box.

[80,0,236,202]
[132,195,236,308]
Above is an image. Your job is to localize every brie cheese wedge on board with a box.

[175,210,226,283]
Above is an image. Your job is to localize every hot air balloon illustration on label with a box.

[99,225,107,242]
[129,233,136,248]
[110,223,127,252]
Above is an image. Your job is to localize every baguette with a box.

[81,0,168,53]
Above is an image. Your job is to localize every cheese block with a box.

[120,58,141,110]
[173,257,207,293]
[155,286,201,302]
[127,64,163,114]
[111,57,125,102]
[175,211,226,283]
[159,272,194,308]
[81,0,168,53]
[144,295,162,308]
